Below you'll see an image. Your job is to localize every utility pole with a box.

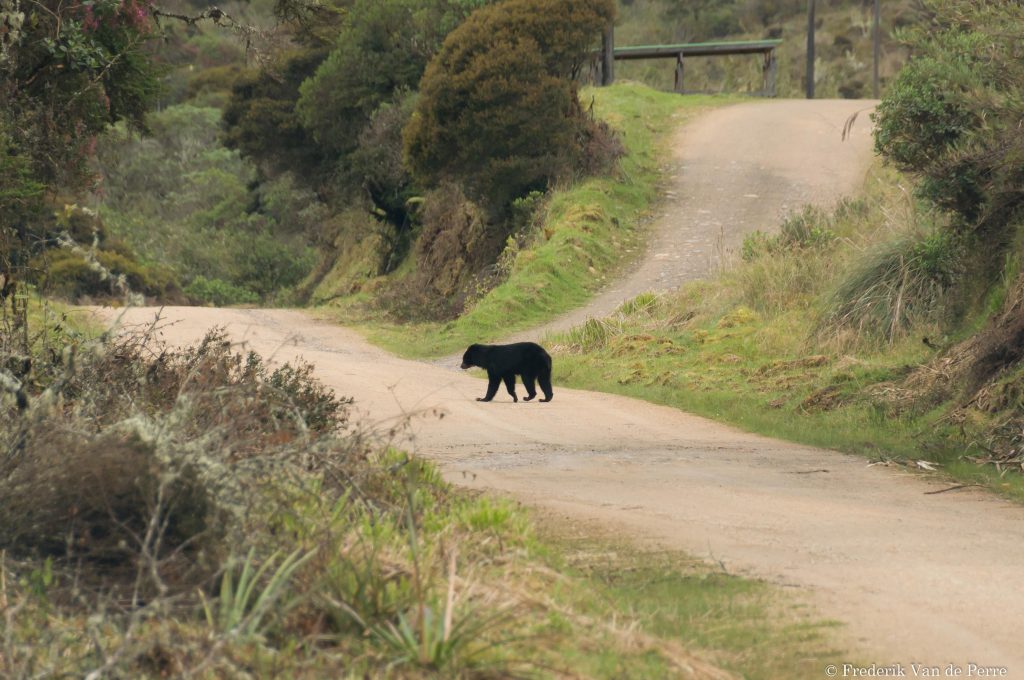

[872,0,880,98]
[806,0,815,99]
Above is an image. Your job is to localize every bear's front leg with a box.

[477,372,501,402]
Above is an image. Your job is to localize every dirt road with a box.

[96,100,1024,671]
[508,98,877,342]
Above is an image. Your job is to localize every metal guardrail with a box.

[597,33,782,97]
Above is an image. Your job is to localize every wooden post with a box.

[806,0,815,98]
[872,0,880,98]
[674,53,685,93]
[601,25,615,86]
[762,49,778,97]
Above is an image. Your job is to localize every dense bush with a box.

[873,0,1024,231]
[820,227,964,343]
[404,0,616,212]
[297,0,440,157]
[857,0,1024,365]
[222,48,329,178]
[184,276,260,306]
[0,328,352,577]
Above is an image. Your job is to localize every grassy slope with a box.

[323,83,737,358]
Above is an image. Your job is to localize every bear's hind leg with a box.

[522,373,538,401]
[502,374,518,402]
[538,371,553,402]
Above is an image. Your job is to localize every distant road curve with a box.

[506,98,877,343]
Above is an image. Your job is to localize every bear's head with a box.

[460,344,483,370]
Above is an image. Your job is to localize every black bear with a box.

[460,342,553,403]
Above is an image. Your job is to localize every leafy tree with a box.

[345,92,419,229]
[1,0,159,191]
[1,0,160,280]
[222,48,330,178]
[226,0,485,220]
[296,0,489,152]
[296,0,436,157]
[404,0,615,212]
[873,0,1024,232]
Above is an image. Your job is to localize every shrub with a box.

[232,230,317,298]
[404,0,616,212]
[0,328,352,580]
[577,114,626,178]
[872,1,1024,230]
[29,248,177,301]
[741,205,838,261]
[872,52,983,219]
[185,276,260,306]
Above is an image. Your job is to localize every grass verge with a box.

[322,83,737,359]
[533,515,844,680]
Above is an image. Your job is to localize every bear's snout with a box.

[460,362,470,369]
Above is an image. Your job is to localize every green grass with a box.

[534,519,845,680]
[555,311,1024,503]
[320,83,738,358]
